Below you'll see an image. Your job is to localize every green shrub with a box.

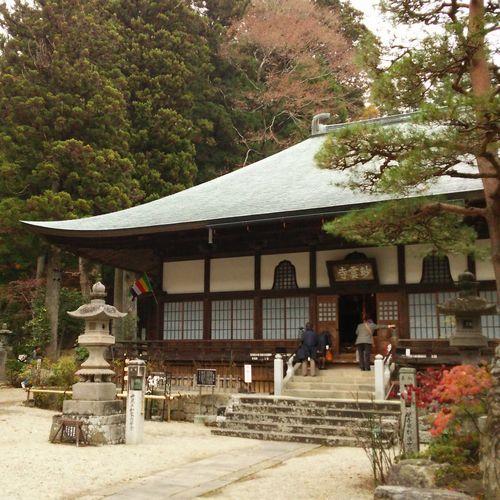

[33,391,71,411]
[47,356,78,388]
[6,358,25,385]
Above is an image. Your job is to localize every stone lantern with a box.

[437,271,497,365]
[49,282,127,445]
[0,323,12,383]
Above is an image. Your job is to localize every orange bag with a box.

[325,349,333,362]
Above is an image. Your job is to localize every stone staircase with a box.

[283,365,376,399]
[212,367,400,447]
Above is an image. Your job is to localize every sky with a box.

[349,0,440,49]
[2,0,498,60]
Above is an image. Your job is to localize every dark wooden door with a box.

[316,295,339,355]
[375,292,402,355]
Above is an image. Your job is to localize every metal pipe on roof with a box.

[311,113,331,135]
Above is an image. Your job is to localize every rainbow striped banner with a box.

[129,274,154,301]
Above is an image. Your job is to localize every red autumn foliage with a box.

[412,365,492,437]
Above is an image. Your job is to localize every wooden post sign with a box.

[196,369,217,417]
[196,369,217,386]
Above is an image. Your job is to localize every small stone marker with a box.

[399,367,419,454]
[126,358,146,444]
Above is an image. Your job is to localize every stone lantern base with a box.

[49,397,125,445]
[51,282,127,445]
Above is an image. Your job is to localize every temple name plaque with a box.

[327,258,378,284]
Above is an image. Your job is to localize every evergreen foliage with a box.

[0,0,141,277]
[316,0,500,297]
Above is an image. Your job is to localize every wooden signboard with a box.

[196,368,217,386]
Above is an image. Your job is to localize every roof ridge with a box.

[313,111,419,136]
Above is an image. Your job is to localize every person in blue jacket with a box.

[299,322,318,376]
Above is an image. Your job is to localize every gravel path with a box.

[0,387,373,499]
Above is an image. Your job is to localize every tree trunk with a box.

[482,344,500,498]
[79,257,101,300]
[483,197,500,305]
[44,246,61,360]
[35,254,46,280]
[468,0,500,304]
[112,269,137,341]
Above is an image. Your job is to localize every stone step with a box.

[307,367,373,374]
[233,396,400,413]
[294,373,374,383]
[232,405,400,419]
[285,382,374,391]
[282,389,375,399]
[221,420,396,439]
[226,412,398,430]
[213,395,400,447]
[212,428,393,447]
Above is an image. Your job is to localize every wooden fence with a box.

[114,360,274,395]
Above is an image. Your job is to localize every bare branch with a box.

[446,169,497,179]
[419,202,487,218]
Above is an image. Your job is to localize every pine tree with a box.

[316,0,500,302]
[111,0,243,197]
[0,0,140,356]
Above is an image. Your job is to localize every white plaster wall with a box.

[163,260,204,294]
[405,244,468,283]
[316,247,398,286]
[405,244,430,284]
[261,252,309,289]
[475,239,495,281]
[211,256,254,292]
[449,253,468,279]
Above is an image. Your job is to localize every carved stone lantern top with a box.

[68,282,127,320]
[437,271,498,315]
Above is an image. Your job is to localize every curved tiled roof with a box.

[23,113,483,237]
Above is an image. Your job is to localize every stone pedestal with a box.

[50,400,125,445]
[51,282,127,445]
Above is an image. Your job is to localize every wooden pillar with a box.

[254,253,261,291]
[203,256,211,340]
[309,246,317,329]
[309,246,317,290]
[397,245,410,339]
[254,253,262,340]
[397,245,406,286]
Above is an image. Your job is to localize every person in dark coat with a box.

[299,322,318,376]
[317,330,332,369]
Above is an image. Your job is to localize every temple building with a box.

[23,113,499,364]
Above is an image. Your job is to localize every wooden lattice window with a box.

[318,301,337,322]
[378,300,399,321]
[272,260,298,289]
[163,301,203,340]
[480,290,500,340]
[409,292,457,339]
[211,299,254,340]
[420,255,453,284]
[262,296,309,339]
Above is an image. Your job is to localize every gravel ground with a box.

[0,387,374,499]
